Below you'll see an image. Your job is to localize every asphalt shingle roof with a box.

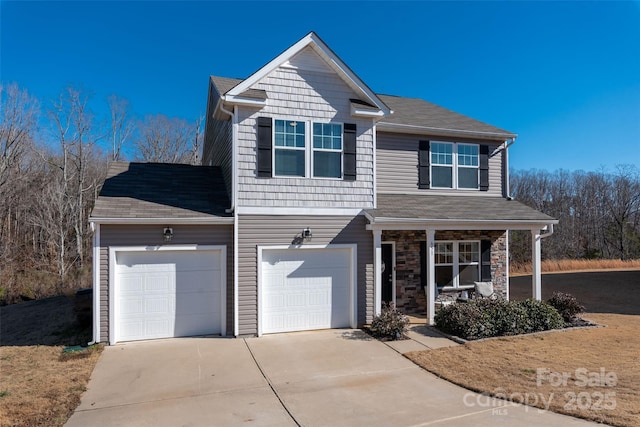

[91,162,231,220]
[367,194,555,223]
[377,95,515,137]
[210,76,514,137]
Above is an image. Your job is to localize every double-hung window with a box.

[274,120,306,177]
[313,123,342,178]
[431,142,479,189]
[272,119,344,179]
[434,241,480,288]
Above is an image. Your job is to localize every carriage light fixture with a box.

[163,227,173,242]
[302,227,312,242]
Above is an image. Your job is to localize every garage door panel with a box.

[262,248,353,334]
[115,249,223,342]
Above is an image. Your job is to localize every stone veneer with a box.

[381,230,507,314]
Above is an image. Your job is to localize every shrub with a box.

[547,292,585,323]
[369,302,410,340]
[434,302,495,340]
[435,298,565,340]
[517,299,564,332]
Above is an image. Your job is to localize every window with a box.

[274,120,306,177]
[430,142,479,189]
[313,123,342,178]
[434,241,480,288]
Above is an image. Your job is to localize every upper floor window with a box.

[430,142,479,189]
[313,123,342,178]
[257,117,356,181]
[274,120,306,177]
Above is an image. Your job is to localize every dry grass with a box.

[0,296,102,426]
[0,345,102,426]
[406,314,640,427]
[510,258,640,276]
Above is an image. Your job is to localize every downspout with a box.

[503,137,516,200]
[540,223,555,239]
[218,101,239,337]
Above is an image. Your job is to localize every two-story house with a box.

[90,32,556,344]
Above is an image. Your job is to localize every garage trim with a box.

[108,244,226,345]
[257,244,357,337]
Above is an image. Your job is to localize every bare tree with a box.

[134,114,193,163]
[107,95,134,161]
[0,83,39,189]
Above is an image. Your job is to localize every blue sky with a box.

[2,1,639,172]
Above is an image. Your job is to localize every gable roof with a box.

[210,76,515,139]
[377,95,515,139]
[90,162,232,223]
[221,32,391,115]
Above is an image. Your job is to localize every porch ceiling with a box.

[366,194,556,230]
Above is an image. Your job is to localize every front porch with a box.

[365,194,558,325]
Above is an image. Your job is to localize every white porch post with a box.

[373,229,382,316]
[426,228,436,325]
[531,229,542,300]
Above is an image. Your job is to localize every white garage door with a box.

[261,248,353,334]
[115,249,223,342]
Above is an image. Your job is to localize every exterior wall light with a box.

[302,227,312,242]
[163,227,173,242]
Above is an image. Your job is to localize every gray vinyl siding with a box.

[235,49,375,209]
[203,81,233,197]
[99,224,234,342]
[376,132,505,197]
[236,214,373,336]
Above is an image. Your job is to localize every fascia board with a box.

[227,32,391,116]
[366,218,557,231]
[89,217,234,225]
[377,122,517,140]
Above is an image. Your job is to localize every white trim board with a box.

[257,243,357,337]
[108,244,227,345]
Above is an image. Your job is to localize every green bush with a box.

[369,302,410,340]
[547,292,585,323]
[435,298,565,340]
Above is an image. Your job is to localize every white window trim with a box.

[271,118,344,180]
[430,141,480,190]
[434,240,480,288]
[312,122,343,179]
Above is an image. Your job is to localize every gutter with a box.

[540,223,555,239]
[377,122,517,140]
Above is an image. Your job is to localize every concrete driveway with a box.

[66,330,598,426]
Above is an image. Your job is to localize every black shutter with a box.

[257,117,272,178]
[479,144,489,191]
[343,123,356,181]
[418,140,430,189]
[481,239,492,281]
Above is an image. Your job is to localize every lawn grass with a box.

[405,313,640,427]
[0,296,103,426]
[510,258,640,276]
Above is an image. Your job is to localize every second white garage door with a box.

[261,247,354,334]
[114,248,224,343]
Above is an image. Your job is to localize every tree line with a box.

[1,82,639,304]
[509,167,640,264]
[0,83,202,304]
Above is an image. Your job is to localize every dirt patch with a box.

[0,296,102,426]
[510,270,640,315]
[406,313,640,427]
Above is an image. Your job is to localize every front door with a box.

[381,243,394,305]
